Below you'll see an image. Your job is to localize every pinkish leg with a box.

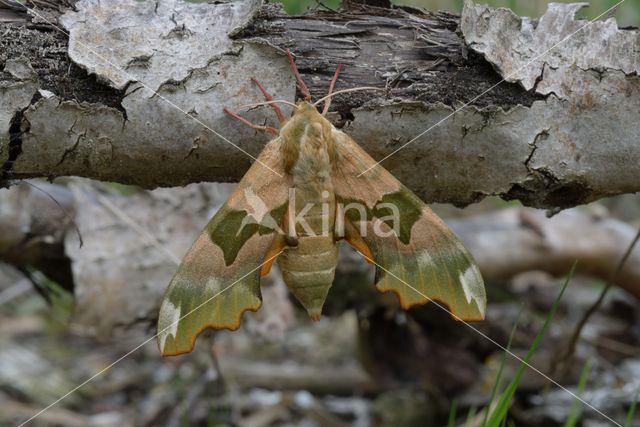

[251,77,286,124]
[322,64,343,115]
[223,107,278,136]
[286,49,312,101]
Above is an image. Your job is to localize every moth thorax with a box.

[279,105,338,173]
[291,142,334,192]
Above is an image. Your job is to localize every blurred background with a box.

[1,1,640,426]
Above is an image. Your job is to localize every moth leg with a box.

[223,107,279,135]
[322,63,343,115]
[334,202,345,241]
[284,196,299,247]
[251,77,286,124]
[286,49,311,101]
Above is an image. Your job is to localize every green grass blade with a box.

[465,406,478,424]
[448,399,458,427]
[564,359,592,427]
[486,263,576,426]
[625,387,639,427]
[482,307,524,427]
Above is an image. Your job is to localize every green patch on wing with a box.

[208,203,287,266]
[339,188,422,244]
[372,188,422,244]
[340,196,373,222]
[158,268,262,356]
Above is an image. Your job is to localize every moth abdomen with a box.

[278,235,339,320]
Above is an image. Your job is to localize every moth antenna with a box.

[251,77,286,124]
[312,87,384,108]
[322,63,343,116]
[237,100,299,111]
[286,49,312,101]
[223,107,279,136]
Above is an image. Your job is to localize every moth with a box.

[157,51,486,356]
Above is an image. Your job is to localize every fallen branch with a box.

[448,208,640,299]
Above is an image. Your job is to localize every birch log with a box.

[0,0,638,208]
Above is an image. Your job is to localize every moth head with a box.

[223,50,379,172]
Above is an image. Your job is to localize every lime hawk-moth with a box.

[157,52,486,356]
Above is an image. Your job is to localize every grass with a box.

[455,263,637,427]
[625,388,639,427]
[481,308,523,427]
[482,264,575,426]
[448,399,458,427]
[563,360,592,427]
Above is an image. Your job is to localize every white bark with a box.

[1,0,638,208]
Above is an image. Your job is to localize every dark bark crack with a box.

[524,128,549,168]
[56,129,86,167]
[1,107,29,184]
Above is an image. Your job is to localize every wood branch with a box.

[1,1,638,208]
[447,208,640,298]
[1,182,638,336]
[219,358,378,395]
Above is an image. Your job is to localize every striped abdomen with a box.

[279,233,338,320]
[278,185,338,319]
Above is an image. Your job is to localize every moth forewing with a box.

[372,202,401,238]
[341,201,370,236]
[156,137,290,356]
[331,132,487,321]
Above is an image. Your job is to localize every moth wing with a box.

[332,131,485,320]
[158,138,291,356]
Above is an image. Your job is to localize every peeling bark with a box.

[0,0,639,208]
